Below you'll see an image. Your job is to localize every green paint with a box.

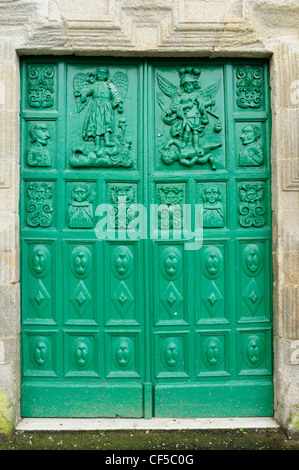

[20,58,273,418]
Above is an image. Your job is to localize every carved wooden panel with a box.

[20,58,273,418]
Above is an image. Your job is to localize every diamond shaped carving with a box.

[112,281,134,317]
[31,280,51,316]
[71,281,92,316]
[242,279,263,315]
[161,282,183,318]
[202,281,223,317]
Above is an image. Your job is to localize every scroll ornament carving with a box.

[26,182,53,227]
[236,66,263,108]
[110,185,136,229]
[27,65,55,108]
[238,183,265,227]
[157,185,184,230]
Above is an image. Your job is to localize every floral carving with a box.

[157,185,184,230]
[110,185,136,229]
[26,182,53,227]
[236,67,263,108]
[238,183,265,227]
[27,65,55,108]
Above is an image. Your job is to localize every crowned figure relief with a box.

[157,67,223,169]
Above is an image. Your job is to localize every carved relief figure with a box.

[157,67,223,169]
[239,125,263,166]
[70,67,133,168]
[27,124,52,167]
[68,184,94,228]
[80,67,123,149]
[201,185,224,228]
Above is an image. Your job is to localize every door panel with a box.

[148,60,272,417]
[20,58,273,417]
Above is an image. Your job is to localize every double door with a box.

[20,58,273,417]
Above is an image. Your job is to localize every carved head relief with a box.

[240,125,261,146]
[72,185,89,202]
[202,186,222,205]
[96,67,109,81]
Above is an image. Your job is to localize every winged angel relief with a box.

[69,67,133,168]
[157,67,223,169]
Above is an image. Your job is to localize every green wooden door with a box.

[20,58,273,418]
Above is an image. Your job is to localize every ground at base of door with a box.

[1,420,299,450]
